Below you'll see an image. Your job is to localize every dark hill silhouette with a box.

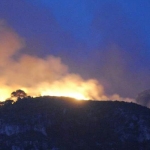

[0,96,150,150]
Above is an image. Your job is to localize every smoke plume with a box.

[0,22,133,102]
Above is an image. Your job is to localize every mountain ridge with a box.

[0,96,150,150]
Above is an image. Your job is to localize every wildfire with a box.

[41,91,88,100]
[0,74,105,101]
[0,21,132,102]
[26,77,104,100]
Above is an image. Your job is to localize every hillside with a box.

[0,96,150,150]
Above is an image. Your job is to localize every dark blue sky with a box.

[0,0,150,98]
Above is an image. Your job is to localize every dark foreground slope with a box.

[0,97,150,150]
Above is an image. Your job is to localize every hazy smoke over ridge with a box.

[0,21,133,102]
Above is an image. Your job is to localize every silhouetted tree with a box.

[11,89,27,100]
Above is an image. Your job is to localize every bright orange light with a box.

[28,77,103,100]
[0,77,104,101]
[0,89,11,101]
[40,90,88,100]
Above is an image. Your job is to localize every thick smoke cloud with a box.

[0,0,150,103]
[0,22,133,102]
[0,21,24,65]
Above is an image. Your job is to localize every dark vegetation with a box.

[0,95,150,149]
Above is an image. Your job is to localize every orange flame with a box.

[28,76,105,100]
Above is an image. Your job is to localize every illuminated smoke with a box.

[0,21,132,102]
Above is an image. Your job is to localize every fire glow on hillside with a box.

[0,75,107,101]
[0,21,132,102]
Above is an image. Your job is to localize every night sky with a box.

[0,0,150,99]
